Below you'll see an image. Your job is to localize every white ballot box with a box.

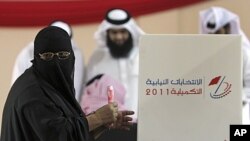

[138,35,242,141]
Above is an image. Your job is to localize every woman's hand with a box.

[110,110,134,130]
[87,102,118,131]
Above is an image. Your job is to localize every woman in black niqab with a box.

[33,25,78,110]
[1,26,91,141]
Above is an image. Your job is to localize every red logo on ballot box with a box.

[208,76,232,99]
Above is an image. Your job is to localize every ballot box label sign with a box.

[230,125,250,141]
[145,75,232,99]
[145,77,203,96]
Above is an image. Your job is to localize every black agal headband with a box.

[105,8,131,25]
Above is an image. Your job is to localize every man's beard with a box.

[106,35,133,59]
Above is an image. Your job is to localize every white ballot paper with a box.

[138,35,242,141]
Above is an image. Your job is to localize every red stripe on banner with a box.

[0,0,205,27]
[0,0,207,26]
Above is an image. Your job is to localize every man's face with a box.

[106,28,133,58]
[107,28,130,46]
[212,27,230,34]
[209,23,231,34]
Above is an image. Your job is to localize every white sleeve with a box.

[11,42,34,85]
[72,43,85,102]
[85,47,107,83]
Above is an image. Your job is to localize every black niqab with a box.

[33,26,76,104]
[1,26,91,141]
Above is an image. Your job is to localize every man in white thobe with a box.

[85,8,144,122]
[200,6,250,124]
